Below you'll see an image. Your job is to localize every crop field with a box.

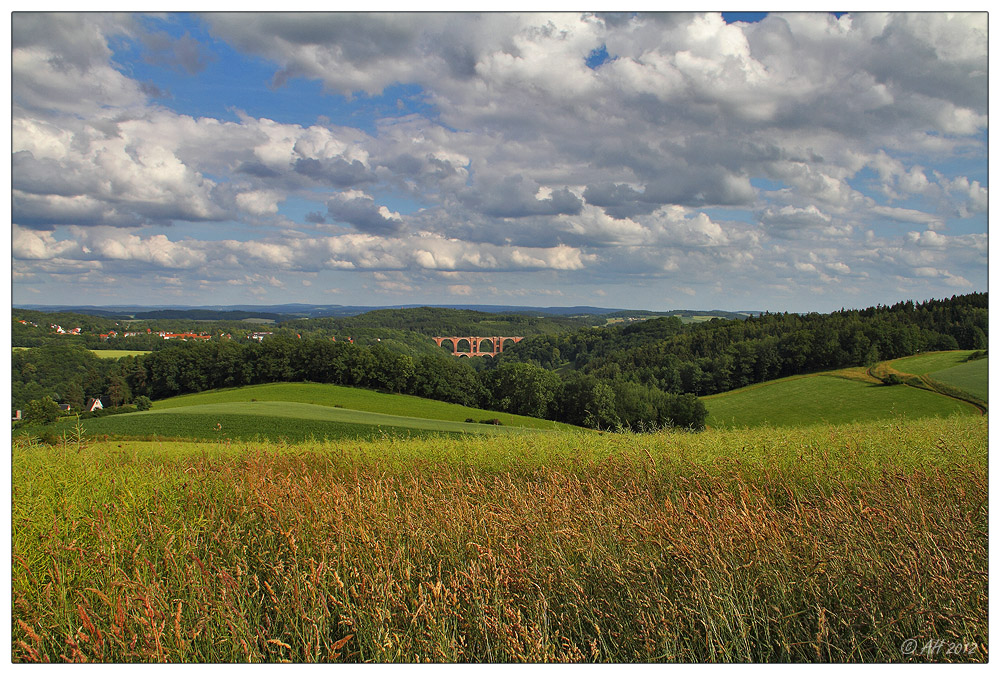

[52,402,541,443]
[11,348,151,358]
[887,350,977,375]
[91,350,153,359]
[11,416,987,663]
[152,382,572,431]
[928,358,988,402]
[13,383,571,444]
[703,372,979,429]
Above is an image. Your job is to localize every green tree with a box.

[106,375,130,407]
[481,362,561,419]
[64,380,86,410]
[23,396,61,425]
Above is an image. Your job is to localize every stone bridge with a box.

[432,336,524,357]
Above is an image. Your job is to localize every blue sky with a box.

[10,11,989,311]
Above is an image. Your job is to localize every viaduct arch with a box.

[432,336,524,357]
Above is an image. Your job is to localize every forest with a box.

[11,293,987,432]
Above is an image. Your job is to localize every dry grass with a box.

[11,416,988,663]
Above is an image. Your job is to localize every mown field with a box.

[73,402,542,442]
[929,358,988,402]
[11,415,987,663]
[151,382,570,430]
[884,351,988,403]
[90,349,152,359]
[12,383,572,444]
[703,371,979,429]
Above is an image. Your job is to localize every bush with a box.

[134,395,152,411]
[23,397,61,426]
[882,374,904,386]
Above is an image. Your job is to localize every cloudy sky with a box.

[9,10,989,312]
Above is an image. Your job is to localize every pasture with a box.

[886,350,977,375]
[883,351,987,403]
[91,349,152,359]
[928,358,988,402]
[11,416,987,662]
[151,382,571,430]
[703,371,979,429]
[67,401,540,442]
[12,383,572,444]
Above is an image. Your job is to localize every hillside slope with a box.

[703,367,979,429]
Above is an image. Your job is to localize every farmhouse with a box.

[84,398,103,412]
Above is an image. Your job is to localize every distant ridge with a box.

[15,303,762,320]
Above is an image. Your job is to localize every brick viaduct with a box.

[432,336,524,357]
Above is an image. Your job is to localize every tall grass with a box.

[11,416,987,662]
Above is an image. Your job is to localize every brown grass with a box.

[11,417,988,662]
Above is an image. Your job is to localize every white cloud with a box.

[10,11,988,310]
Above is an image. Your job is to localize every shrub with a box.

[23,397,61,426]
[882,374,904,386]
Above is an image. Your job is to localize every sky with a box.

[8,9,990,312]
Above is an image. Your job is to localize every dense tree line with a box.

[12,337,708,431]
[497,293,988,396]
[13,294,985,432]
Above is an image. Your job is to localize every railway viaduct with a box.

[432,336,524,357]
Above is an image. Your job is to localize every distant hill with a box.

[15,303,761,321]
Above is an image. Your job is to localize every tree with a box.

[481,362,561,419]
[106,375,130,407]
[413,355,485,406]
[64,380,86,410]
[23,396,61,425]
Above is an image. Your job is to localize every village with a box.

[17,319,275,343]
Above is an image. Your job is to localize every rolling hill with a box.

[18,382,577,443]
[703,365,981,429]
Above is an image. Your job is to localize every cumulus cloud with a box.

[141,30,215,74]
[325,191,405,235]
[464,176,584,219]
[10,11,988,308]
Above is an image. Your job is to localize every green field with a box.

[887,350,978,375]
[883,350,988,404]
[15,382,573,443]
[153,382,572,430]
[928,358,989,402]
[90,349,152,358]
[704,372,979,429]
[12,416,987,663]
[11,347,151,358]
[70,401,541,442]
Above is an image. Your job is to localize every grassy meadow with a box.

[150,382,571,430]
[886,350,978,375]
[90,350,153,359]
[881,351,988,404]
[73,402,543,442]
[703,372,979,429]
[929,358,988,402]
[11,415,987,663]
[13,383,573,444]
